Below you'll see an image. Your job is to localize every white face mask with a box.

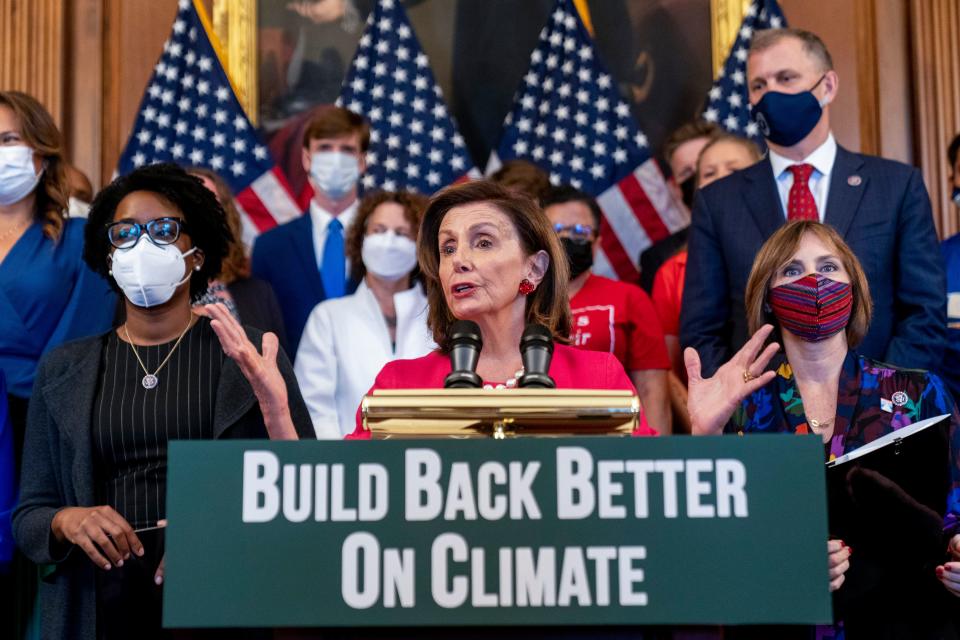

[110,239,198,308]
[0,146,42,206]
[310,151,360,200]
[361,231,417,281]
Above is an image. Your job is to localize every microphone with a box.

[443,320,483,388]
[518,323,556,388]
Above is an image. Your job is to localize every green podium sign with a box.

[164,436,831,628]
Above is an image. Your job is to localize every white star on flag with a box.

[117,0,300,249]
[702,0,788,145]
[490,0,686,282]
[336,0,477,194]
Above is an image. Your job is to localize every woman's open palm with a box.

[685,324,780,435]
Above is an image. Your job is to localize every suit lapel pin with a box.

[847,175,862,187]
[892,390,908,407]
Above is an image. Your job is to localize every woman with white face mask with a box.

[294,190,436,438]
[12,163,314,640]
[0,91,116,638]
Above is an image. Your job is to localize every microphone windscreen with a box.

[449,320,482,349]
[520,323,554,352]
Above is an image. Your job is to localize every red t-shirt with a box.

[650,250,687,337]
[569,274,670,372]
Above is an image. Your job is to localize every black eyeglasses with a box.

[106,217,187,249]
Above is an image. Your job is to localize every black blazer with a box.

[228,276,288,354]
[680,145,947,377]
[12,327,314,640]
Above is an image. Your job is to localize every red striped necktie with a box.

[787,163,818,221]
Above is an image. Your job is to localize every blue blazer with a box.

[680,145,946,377]
[251,214,359,356]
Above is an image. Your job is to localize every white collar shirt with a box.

[309,199,358,273]
[768,133,838,222]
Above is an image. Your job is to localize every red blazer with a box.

[349,343,656,438]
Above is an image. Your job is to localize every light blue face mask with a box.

[0,145,41,206]
[310,151,360,200]
[952,185,960,208]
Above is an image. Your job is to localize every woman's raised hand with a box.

[684,324,780,435]
[205,303,298,440]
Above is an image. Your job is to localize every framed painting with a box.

[211,0,747,191]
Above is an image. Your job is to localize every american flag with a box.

[117,0,301,249]
[491,0,686,282]
[703,0,787,142]
[337,0,477,193]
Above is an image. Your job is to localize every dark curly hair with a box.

[83,163,231,301]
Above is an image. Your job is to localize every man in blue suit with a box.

[252,106,368,355]
[680,28,945,376]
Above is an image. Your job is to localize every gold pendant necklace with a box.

[123,314,194,390]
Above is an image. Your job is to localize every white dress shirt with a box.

[309,199,358,273]
[294,280,436,439]
[768,133,838,222]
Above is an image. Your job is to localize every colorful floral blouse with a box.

[728,351,960,536]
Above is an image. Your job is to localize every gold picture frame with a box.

[212,0,748,127]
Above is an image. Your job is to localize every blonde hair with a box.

[745,220,872,346]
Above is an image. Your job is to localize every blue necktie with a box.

[320,218,345,299]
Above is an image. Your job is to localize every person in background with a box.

[295,190,435,439]
[940,132,960,402]
[0,91,116,638]
[188,166,288,351]
[687,219,960,637]
[652,134,762,431]
[682,27,946,378]
[65,163,94,218]
[0,373,13,576]
[13,163,312,640]
[489,158,552,203]
[252,105,369,354]
[638,120,721,292]
[543,185,671,434]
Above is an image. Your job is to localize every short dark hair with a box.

[84,163,231,301]
[489,159,552,203]
[662,120,722,168]
[346,190,428,283]
[419,180,571,352]
[948,133,960,173]
[750,28,834,72]
[541,185,602,230]
[302,105,371,152]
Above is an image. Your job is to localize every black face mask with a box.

[561,237,594,280]
[679,175,697,209]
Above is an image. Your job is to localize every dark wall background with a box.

[257,0,712,173]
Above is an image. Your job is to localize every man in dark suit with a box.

[252,106,368,355]
[680,28,945,376]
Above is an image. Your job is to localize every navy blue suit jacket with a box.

[680,145,946,377]
[251,214,359,357]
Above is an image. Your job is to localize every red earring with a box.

[519,279,535,295]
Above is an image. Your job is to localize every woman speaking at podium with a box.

[219,180,655,437]
[348,180,656,437]
[685,220,960,637]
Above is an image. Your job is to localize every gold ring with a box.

[742,370,755,383]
